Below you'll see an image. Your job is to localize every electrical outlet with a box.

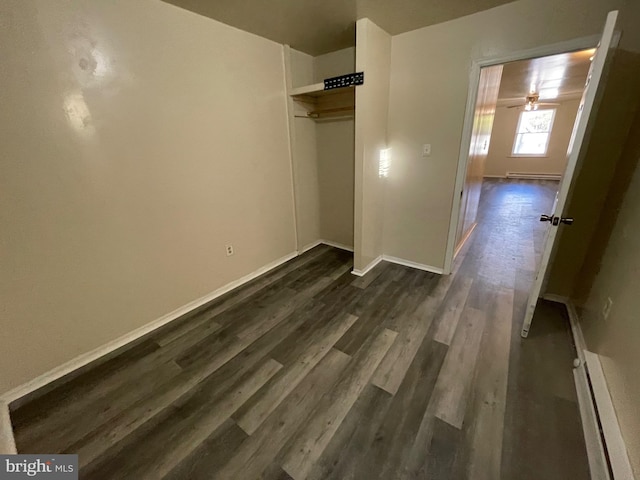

[225,244,234,256]
[602,297,613,320]
[422,144,431,156]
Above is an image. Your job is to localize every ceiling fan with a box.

[507,93,559,110]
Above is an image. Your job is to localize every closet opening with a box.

[285,46,357,263]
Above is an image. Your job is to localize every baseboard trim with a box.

[382,255,444,275]
[454,223,477,259]
[299,240,323,254]
[0,251,298,406]
[542,293,570,306]
[351,255,383,277]
[300,239,354,254]
[0,402,16,454]
[320,240,354,252]
[483,173,563,181]
[558,298,634,480]
[506,172,563,181]
[564,300,587,364]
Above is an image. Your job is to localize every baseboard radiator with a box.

[576,350,636,480]
[506,172,562,181]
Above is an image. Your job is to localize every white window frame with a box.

[511,108,556,157]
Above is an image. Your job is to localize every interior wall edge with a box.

[299,239,323,254]
[282,44,301,251]
[0,402,17,454]
[320,240,354,252]
[0,250,298,405]
[351,254,383,277]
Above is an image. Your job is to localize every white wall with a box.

[0,0,295,395]
[385,0,622,270]
[485,100,581,177]
[354,19,392,271]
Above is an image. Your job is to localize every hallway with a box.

[10,180,588,479]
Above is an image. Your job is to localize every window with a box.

[512,109,556,156]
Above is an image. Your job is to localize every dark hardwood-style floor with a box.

[10,179,589,479]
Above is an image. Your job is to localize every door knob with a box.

[540,214,574,226]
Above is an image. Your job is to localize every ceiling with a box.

[496,49,594,107]
[162,0,518,56]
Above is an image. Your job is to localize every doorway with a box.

[453,49,595,267]
[445,8,619,341]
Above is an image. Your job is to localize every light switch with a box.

[422,144,431,156]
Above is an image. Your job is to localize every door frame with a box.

[442,34,601,275]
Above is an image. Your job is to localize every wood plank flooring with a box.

[10,179,589,479]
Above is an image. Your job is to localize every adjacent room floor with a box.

[10,179,589,480]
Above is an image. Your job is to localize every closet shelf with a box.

[290,83,356,119]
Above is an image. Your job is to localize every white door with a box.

[521,10,619,338]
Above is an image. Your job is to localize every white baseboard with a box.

[352,255,383,277]
[454,223,477,259]
[0,251,298,405]
[542,293,570,305]
[506,172,562,181]
[320,240,354,252]
[299,239,354,254]
[352,254,444,277]
[560,298,635,480]
[483,173,563,181]
[299,239,323,254]
[382,255,444,275]
[564,300,587,364]
[0,402,16,454]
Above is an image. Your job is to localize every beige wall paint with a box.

[354,19,392,271]
[318,119,356,247]
[314,48,356,248]
[292,116,321,250]
[575,108,640,476]
[290,48,315,88]
[288,49,321,250]
[485,100,581,177]
[385,0,622,269]
[314,47,356,83]
[0,0,295,395]
[288,47,355,250]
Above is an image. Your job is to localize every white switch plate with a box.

[422,144,431,156]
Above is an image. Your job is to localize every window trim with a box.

[511,108,556,157]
